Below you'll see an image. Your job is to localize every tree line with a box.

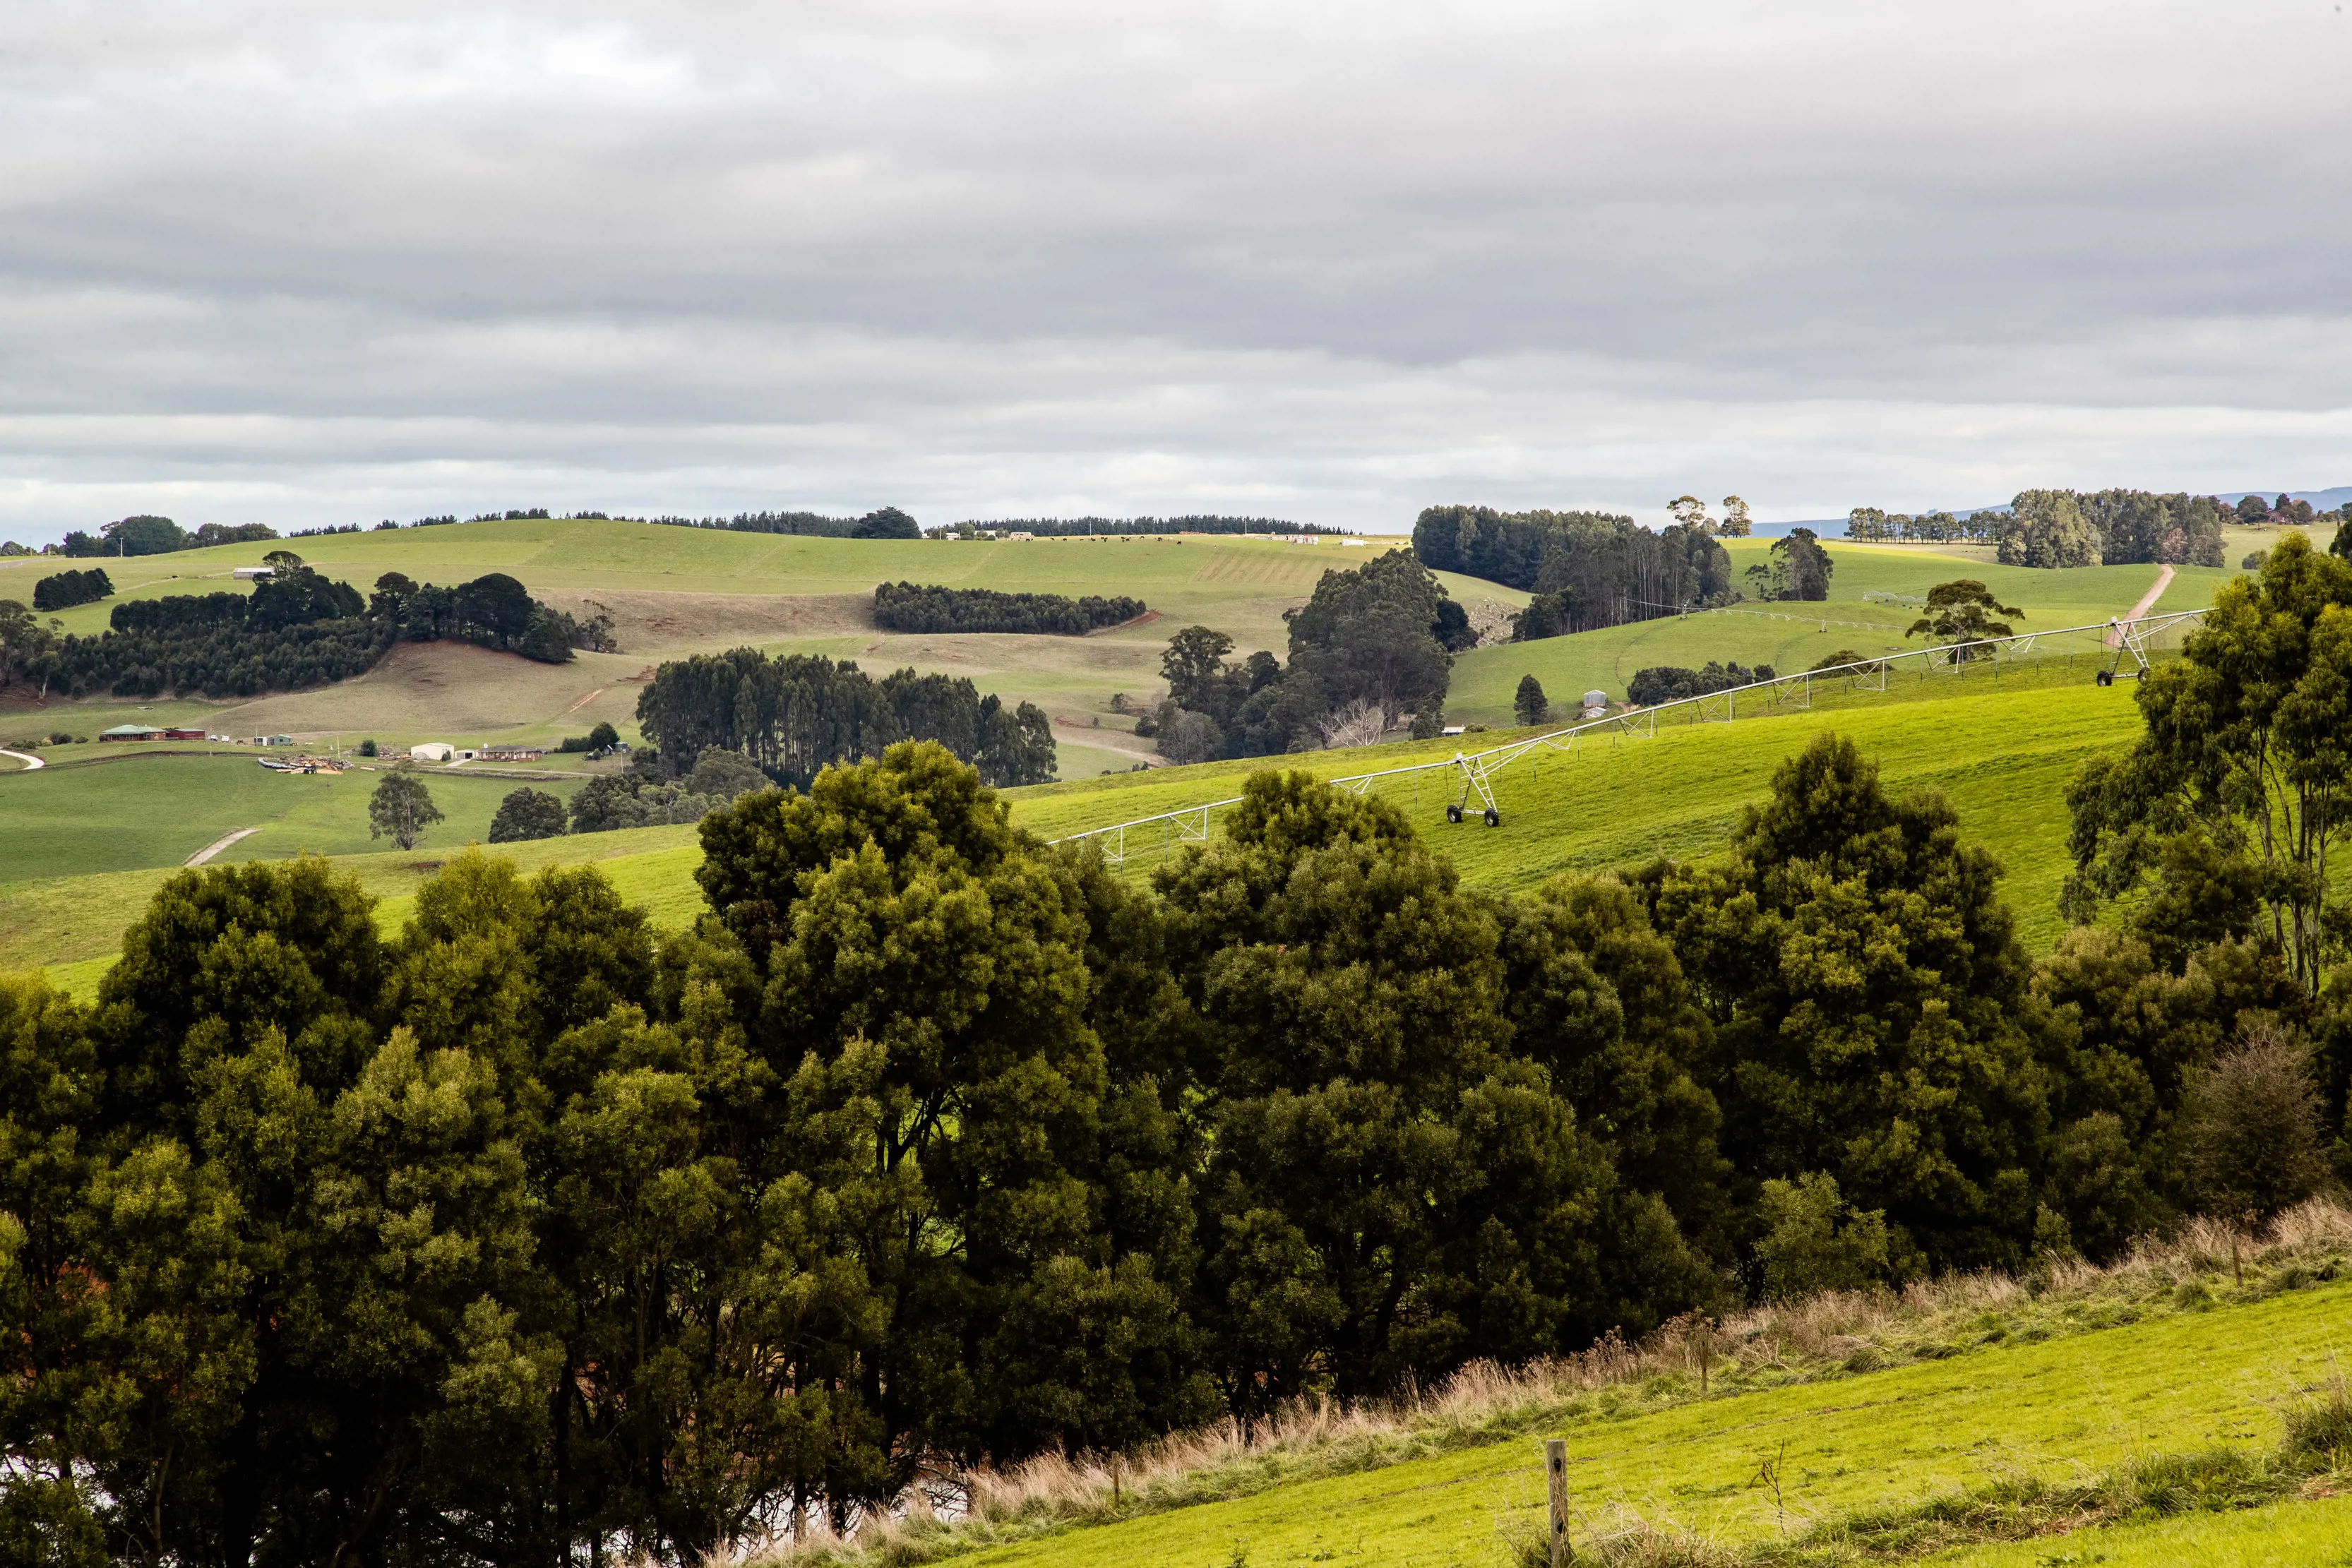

[370,571,614,663]
[1415,506,1737,632]
[0,561,609,702]
[1847,489,2249,568]
[870,581,1146,635]
[6,684,2345,1562]
[1142,550,1467,762]
[633,648,1057,789]
[1627,660,1779,706]
[931,515,1342,538]
[646,507,923,539]
[30,568,113,612]
[52,516,280,558]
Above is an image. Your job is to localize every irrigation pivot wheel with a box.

[1446,802,1464,824]
[1484,807,1500,827]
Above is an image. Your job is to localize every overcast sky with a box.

[2,1,2348,542]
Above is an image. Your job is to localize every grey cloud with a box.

[1,0,2348,539]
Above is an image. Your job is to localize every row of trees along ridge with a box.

[0,557,614,700]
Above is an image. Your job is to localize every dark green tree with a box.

[695,742,1207,1496]
[1514,674,1549,726]
[1160,626,1238,716]
[2065,534,2352,991]
[1156,772,1710,1413]
[489,786,569,842]
[1651,733,2051,1275]
[369,771,446,849]
[102,515,189,556]
[1906,580,2023,660]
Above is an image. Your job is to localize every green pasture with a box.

[0,752,586,884]
[948,1278,2352,1568]
[1445,549,2231,725]
[1934,1495,2352,1566]
[2,819,700,991]
[1010,674,2154,950]
[5,662,2159,989]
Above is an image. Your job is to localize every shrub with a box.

[1754,1173,1894,1300]
[2178,1023,2330,1223]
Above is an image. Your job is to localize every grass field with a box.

[0,520,1512,772]
[739,1214,2352,1568]
[0,751,588,885]
[1445,551,2229,726]
[0,517,2251,770]
[931,1276,2352,1568]
[8,669,2151,995]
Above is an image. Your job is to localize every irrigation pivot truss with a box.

[1049,607,2209,866]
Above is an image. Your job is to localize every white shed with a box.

[410,742,454,762]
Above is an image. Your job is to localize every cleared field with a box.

[1,819,699,985]
[0,521,1500,772]
[1010,674,2153,950]
[0,751,586,884]
[5,662,2157,989]
[1445,547,2231,725]
[940,1276,2352,1568]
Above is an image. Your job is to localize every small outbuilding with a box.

[409,742,455,762]
[231,565,275,581]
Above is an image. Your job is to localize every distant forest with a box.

[871,581,1145,635]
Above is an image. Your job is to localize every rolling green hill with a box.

[1,520,1508,774]
[8,668,2154,995]
[1447,550,2227,725]
[0,518,2257,995]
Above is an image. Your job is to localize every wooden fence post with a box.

[1545,1437,1573,1565]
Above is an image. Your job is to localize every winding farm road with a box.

[0,748,45,771]
[185,827,260,866]
[2106,564,2175,647]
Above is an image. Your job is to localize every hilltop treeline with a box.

[1849,489,2255,568]
[30,567,112,611]
[1415,505,1737,629]
[52,515,281,557]
[0,563,608,700]
[634,648,1056,787]
[871,580,1146,635]
[5,707,2341,1562]
[647,506,923,539]
[938,515,1339,537]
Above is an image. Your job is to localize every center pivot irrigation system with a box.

[1050,607,2209,866]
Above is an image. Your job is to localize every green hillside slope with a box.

[945,1276,2352,1568]
[744,1220,2352,1568]
[4,666,2160,992]
[1447,551,2226,725]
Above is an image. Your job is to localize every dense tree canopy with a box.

[871,581,1145,635]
